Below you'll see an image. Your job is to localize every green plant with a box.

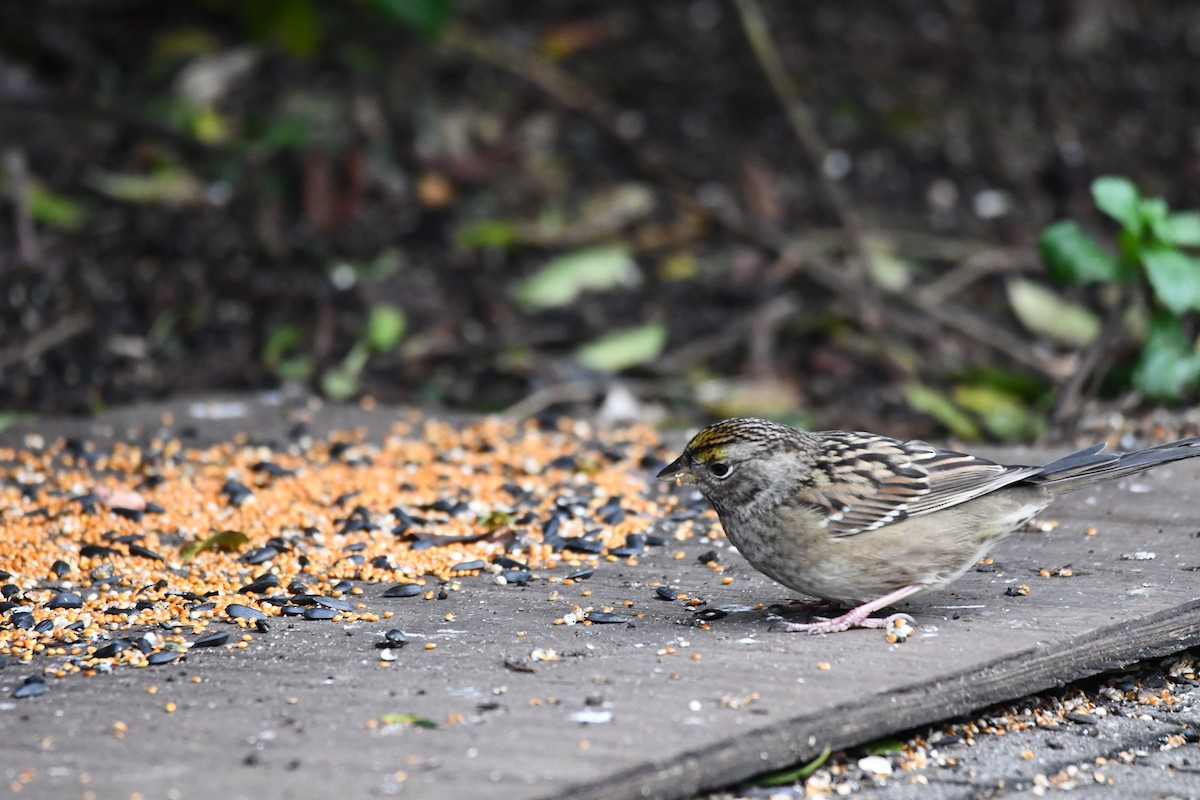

[1040,176,1200,399]
[320,304,406,401]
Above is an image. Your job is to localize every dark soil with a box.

[2,0,1198,434]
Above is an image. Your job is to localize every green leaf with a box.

[29,184,88,230]
[262,324,303,370]
[457,220,517,249]
[321,364,360,401]
[248,117,311,153]
[275,356,314,381]
[959,366,1050,402]
[181,530,250,563]
[512,246,640,310]
[238,0,320,58]
[1132,313,1200,400]
[901,383,981,441]
[89,168,204,205]
[363,0,455,37]
[1142,248,1200,315]
[365,305,406,351]
[1091,176,1141,233]
[865,738,906,756]
[953,384,1042,442]
[1038,221,1125,285]
[575,323,666,373]
[1005,279,1100,347]
[380,713,439,729]
[1139,197,1170,240]
[1159,212,1200,247]
[756,746,831,787]
[0,412,36,433]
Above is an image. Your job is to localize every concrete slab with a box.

[2,395,1199,800]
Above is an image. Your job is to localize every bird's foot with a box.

[772,611,918,635]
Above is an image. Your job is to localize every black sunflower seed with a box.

[50,560,71,578]
[147,651,182,665]
[694,608,728,621]
[12,677,46,699]
[225,603,266,620]
[313,596,354,612]
[655,586,682,601]
[221,480,253,506]
[251,461,295,478]
[450,560,486,572]
[47,592,83,609]
[501,570,531,585]
[378,629,407,648]
[566,567,595,581]
[302,607,337,620]
[128,544,164,561]
[597,498,625,525]
[240,546,279,564]
[192,632,230,648]
[563,538,604,554]
[586,611,633,624]
[382,583,422,598]
[239,574,280,594]
[93,639,132,658]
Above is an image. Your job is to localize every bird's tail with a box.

[1033,437,1200,494]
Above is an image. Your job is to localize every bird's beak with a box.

[657,455,696,486]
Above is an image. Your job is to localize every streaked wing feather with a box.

[797,432,1040,537]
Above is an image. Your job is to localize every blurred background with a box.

[2,0,1198,440]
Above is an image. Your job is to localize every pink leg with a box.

[772,584,926,635]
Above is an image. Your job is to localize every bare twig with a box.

[503,380,602,420]
[0,312,93,368]
[731,0,875,281]
[443,23,631,150]
[446,15,1058,383]
[1049,288,1133,431]
[917,249,1037,306]
[4,150,40,265]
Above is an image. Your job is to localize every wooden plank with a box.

[3,400,1199,800]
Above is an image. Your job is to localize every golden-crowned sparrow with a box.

[658,417,1200,634]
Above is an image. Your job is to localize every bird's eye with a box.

[708,461,732,479]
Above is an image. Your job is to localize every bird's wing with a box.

[794,432,1040,537]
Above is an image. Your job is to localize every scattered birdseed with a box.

[0,415,685,681]
[885,614,914,644]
